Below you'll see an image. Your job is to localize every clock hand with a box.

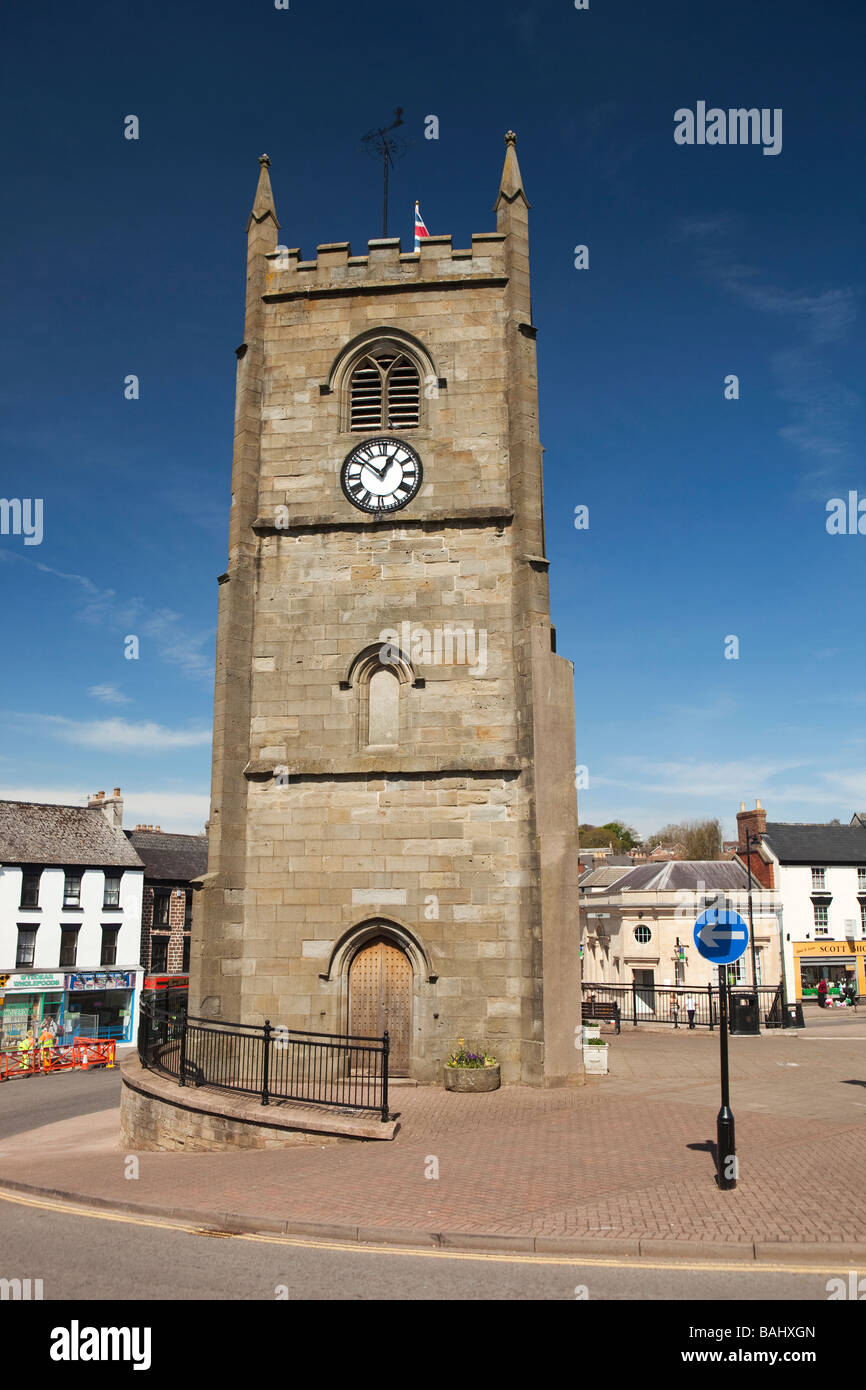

[365,460,393,480]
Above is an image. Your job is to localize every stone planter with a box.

[444,1063,501,1093]
[582,1044,609,1075]
[582,1023,602,1043]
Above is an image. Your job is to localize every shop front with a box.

[793,941,866,1002]
[63,971,137,1043]
[0,972,66,1049]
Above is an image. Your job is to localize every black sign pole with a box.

[717,934,737,1189]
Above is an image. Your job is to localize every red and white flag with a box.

[414,201,430,253]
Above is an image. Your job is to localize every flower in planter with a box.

[584,1038,607,1047]
[447,1039,498,1068]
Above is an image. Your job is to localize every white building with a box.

[580,859,783,1003]
[0,791,144,1047]
[734,803,866,1004]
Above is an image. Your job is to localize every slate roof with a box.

[762,822,866,865]
[601,861,750,892]
[579,866,635,887]
[0,801,143,868]
[125,830,208,882]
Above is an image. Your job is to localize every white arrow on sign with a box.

[698,918,747,951]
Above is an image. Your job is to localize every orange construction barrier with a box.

[72,1038,116,1070]
[44,1044,76,1072]
[0,1039,115,1080]
[0,1051,35,1081]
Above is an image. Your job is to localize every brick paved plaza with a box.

[2,1013,864,1253]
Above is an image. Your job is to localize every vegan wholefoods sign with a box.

[0,972,65,992]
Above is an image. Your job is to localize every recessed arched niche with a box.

[343,643,417,751]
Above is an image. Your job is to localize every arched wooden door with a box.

[349,936,412,1076]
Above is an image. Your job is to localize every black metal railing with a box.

[581,981,782,1030]
[137,996,389,1121]
[764,983,784,1028]
[137,994,185,1061]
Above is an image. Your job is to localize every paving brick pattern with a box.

[2,1026,864,1247]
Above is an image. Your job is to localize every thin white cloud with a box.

[29,561,215,682]
[676,216,859,481]
[593,755,810,798]
[88,684,132,705]
[0,785,209,835]
[582,753,866,837]
[663,694,738,721]
[34,563,103,597]
[6,713,211,752]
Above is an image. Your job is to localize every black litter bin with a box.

[729,991,760,1035]
[784,1002,805,1029]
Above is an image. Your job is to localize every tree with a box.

[579,821,641,852]
[580,824,619,849]
[680,819,723,859]
[646,824,682,851]
[601,821,641,852]
[646,819,723,860]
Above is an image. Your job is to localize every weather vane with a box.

[360,108,410,239]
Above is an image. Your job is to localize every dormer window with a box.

[350,352,420,431]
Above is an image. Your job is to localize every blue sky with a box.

[1,0,863,836]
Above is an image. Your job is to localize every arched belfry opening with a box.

[349,350,420,431]
[325,328,440,433]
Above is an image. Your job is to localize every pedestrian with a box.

[671,998,679,1030]
[17,1030,35,1075]
[685,995,696,1029]
[817,976,829,1009]
[38,1024,55,1072]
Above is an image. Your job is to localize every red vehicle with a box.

[142,974,189,994]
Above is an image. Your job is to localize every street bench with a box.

[582,1000,621,1034]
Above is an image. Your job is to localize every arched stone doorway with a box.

[349,935,413,1076]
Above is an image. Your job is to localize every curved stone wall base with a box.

[121,1055,397,1151]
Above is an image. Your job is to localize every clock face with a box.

[340,437,423,513]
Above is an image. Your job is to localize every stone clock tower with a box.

[190,134,582,1085]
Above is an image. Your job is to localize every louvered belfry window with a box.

[350,352,420,431]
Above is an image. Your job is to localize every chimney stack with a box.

[736,799,774,888]
[89,786,124,831]
[737,798,767,852]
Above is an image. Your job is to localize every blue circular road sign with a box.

[693,908,749,965]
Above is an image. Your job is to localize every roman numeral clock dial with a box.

[340,437,422,514]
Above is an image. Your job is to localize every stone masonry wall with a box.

[121,1070,345,1152]
[234,771,536,1083]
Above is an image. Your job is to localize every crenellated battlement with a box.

[263,231,506,299]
